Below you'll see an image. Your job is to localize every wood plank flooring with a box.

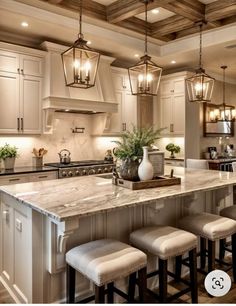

[0,272,236,303]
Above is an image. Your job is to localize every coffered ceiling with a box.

[0,0,236,79]
[39,0,236,42]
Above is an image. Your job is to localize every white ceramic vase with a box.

[138,146,154,181]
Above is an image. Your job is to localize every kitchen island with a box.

[0,166,235,303]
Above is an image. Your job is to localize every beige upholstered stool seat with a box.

[130,225,197,260]
[178,212,236,241]
[66,239,147,286]
[220,206,236,220]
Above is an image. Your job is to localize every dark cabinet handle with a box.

[17,118,20,131]
[9,178,20,182]
[170,124,174,132]
[21,118,23,131]
[38,175,48,179]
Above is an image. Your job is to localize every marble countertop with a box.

[1,166,236,222]
[0,166,57,176]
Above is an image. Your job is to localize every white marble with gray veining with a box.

[1,166,236,222]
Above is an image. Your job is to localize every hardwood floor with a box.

[0,271,236,303]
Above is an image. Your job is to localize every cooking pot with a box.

[58,149,71,164]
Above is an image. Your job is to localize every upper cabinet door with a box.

[0,50,19,74]
[20,55,43,77]
[20,75,42,134]
[173,78,185,95]
[0,71,20,133]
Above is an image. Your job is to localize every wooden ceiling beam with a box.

[205,0,236,22]
[107,0,173,24]
[43,0,107,21]
[162,0,205,21]
[151,15,194,36]
[116,17,172,41]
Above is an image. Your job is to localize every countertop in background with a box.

[0,166,57,176]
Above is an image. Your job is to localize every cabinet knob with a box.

[17,68,20,74]
[21,69,24,74]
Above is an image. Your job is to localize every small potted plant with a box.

[0,143,19,169]
[113,126,165,181]
[165,143,180,159]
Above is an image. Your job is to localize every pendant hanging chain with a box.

[79,0,83,37]
[145,0,148,55]
[199,24,202,69]
[223,67,226,106]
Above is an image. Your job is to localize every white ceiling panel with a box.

[93,0,117,5]
[136,7,175,23]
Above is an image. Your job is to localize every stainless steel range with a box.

[44,160,114,178]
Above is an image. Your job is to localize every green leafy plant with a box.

[165,143,180,155]
[113,126,166,161]
[0,143,19,160]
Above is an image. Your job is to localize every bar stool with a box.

[66,238,147,303]
[130,225,198,303]
[219,206,236,263]
[178,212,236,281]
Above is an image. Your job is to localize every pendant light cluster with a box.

[208,66,235,122]
[186,22,215,103]
[61,0,100,88]
[128,0,162,96]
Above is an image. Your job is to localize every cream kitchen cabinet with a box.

[0,47,43,134]
[103,68,137,134]
[159,72,187,136]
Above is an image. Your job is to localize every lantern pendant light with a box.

[61,0,100,88]
[186,23,215,103]
[128,0,162,96]
[218,66,235,122]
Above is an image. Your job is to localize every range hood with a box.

[41,42,118,133]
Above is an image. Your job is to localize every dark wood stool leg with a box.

[138,267,147,303]
[208,240,216,273]
[219,239,226,263]
[175,255,182,281]
[66,264,76,303]
[128,272,136,303]
[95,285,105,303]
[232,233,236,283]
[189,248,198,304]
[107,282,114,303]
[159,259,168,303]
[200,237,206,270]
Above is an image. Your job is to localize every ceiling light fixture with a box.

[186,22,215,103]
[152,9,159,14]
[128,0,162,96]
[134,54,139,58]
[171,60,176,64]
[21,21,28,27]
[61,0,100,88]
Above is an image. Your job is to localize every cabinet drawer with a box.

[29,171,58,182]
[0,175,28,186]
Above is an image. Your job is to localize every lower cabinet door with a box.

[1,202,14,285]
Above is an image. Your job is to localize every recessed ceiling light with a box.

[134,54,139,58]
[152,9,159,14]
[65,109,70,112]
[87,41,91,45]
[171,60,176,64]
[21,21,29,27]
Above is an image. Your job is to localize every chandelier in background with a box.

[186,22,215,103]
[128,0,162,96]
[61,0,100,88]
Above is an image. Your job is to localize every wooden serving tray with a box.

[112,175,181,190]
